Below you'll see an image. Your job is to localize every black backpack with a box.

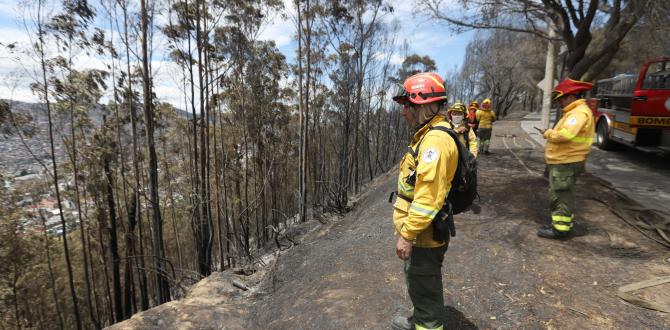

[408,124,478,243]
[418,125,478,215]
[391,124,479,243]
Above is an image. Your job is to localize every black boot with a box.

[537,226,569,239]
[390,315,414,330]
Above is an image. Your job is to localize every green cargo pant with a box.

[548,162,584,232]
[478,128,492,153]
[404,245,448,330]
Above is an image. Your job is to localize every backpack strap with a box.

[396,122,463,204]
[427,125,464,152]
[459,124,470,147]
[408,124,436,162]
[411,124,465,163]
[406,122,464,181]
[422,125,466,202]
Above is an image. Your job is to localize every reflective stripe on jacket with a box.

[393,115,459,248]
[476,109,496,128]
[543,99,594,164]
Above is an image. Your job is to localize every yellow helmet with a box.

[482,98,492,109]
[448,102,467,113]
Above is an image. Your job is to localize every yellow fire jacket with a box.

[476,109,497,129]
[393,115,459,248]
[448,122,478,157]
[543,99,595,164]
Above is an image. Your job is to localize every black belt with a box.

[388,191,413,203]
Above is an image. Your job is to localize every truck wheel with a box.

[595,119,613,150]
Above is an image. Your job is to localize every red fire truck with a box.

[590,57,670,153]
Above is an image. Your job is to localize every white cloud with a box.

[0,25,31,45]
[0,0,475,108]
[0,0,20,19]
[0,26,184,110]
[0,80,37,103]
[258,23,293,48]
[373,51,405,65]
[384,0,470,73]
[258,0,295,48]
[152,60,186,108]
[390,53,404,65]
[0,25,39,102]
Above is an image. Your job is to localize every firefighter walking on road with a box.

[537,79,595,239]
[448,102,478,157]
[390,72,459,330]
[476,98,496,154]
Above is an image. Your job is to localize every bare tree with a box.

[446,30,546,116]
[424,0,653,80]
[30,0,82,327]
[140,0,171,304]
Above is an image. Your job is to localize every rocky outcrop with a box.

[107,267,271,330]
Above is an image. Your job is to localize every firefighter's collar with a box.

[563,98,586,113]
[412,115,446,143]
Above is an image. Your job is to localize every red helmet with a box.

[393,72,447,105]
[553,79,593,100]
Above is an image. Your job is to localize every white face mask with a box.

[451,114,464,125]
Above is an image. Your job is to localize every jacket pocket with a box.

[393,198,411,235]
[393,198,411,213]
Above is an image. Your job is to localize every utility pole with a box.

[540,21,556,130]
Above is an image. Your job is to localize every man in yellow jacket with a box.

[390,72,458,330]
[537,79,594,239]
[475,98,496,154]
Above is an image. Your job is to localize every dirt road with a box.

[251,117,670,329]
[522,111,670,216]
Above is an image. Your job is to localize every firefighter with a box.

[467,101,479,134]
[537,79,595,239]
[448,102,478,157]
[476,98,496,154]
[390,72,459,330]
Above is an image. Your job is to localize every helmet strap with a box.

[414,102,445,130]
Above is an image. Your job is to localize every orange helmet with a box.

[392,72,447,105]
[553,79,593,100]
[468,101,478,112]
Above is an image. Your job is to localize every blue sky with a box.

[0,0,474,106]
[258,0,474,80]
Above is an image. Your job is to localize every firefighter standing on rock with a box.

[390,72,459,330]
[537,79,595,239]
